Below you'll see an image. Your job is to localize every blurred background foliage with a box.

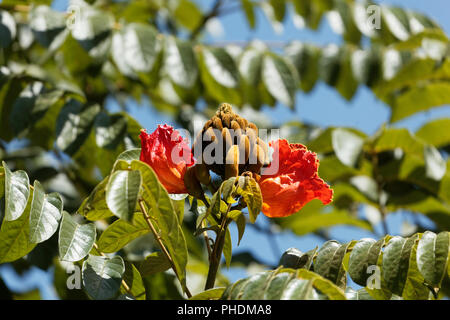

[0,0,449,299]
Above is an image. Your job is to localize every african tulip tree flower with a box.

[139,125,194,194]
[258,139,333,218]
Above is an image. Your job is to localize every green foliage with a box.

[219,231,449,300]
[0,0,449,301]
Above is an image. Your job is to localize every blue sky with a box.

[1,0,449,299]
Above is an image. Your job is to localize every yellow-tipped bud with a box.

[239,134,250,163]
[257,137,269,165]
[225,145,240,180]
[222,127,233,151]
[247,144,264,173]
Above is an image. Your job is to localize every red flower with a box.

[258,139,333,218]
[139,125,194,194]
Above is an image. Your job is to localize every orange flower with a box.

[258,139,333,218]
[139,125,194,194]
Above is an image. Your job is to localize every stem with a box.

[138,199,192,298]
[201,220,213,257]
[204,203,231,290]
[92,243,133,297]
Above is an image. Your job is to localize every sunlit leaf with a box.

[58,211,96,262]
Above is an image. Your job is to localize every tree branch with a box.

[189,0,224,40]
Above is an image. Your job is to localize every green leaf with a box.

[106,170,142,222]
[164,36,198,89]
[29,5,66,47]
[296,269,347,300]
[29,180,63,243]
[279,248,309,269]
[173,0,202,31]
[335,46,358,100]
[332,128,364,167]
[238,46,264,107]
[198,46,241,105]
[58,211,96,262]
[349,175,379,202]
[112,23,160,76]
[9,83,63,137]
[381,6,410,42]
[117,148,141,163]
[0,190,36,263]
[121,261,146,300]
[285,42,320,93]
[416,231,450,287]
[77,177,113,221]
[319,44,341,86]
[94,112,127,149]
[403,237,431,300]
[268,0,286,22]
[223,228,232,268]
[390,82,450,123]
[373,128,423,156]
[424,145,446,180]
[416,118,450,148]
[345,288,374,300]
[189,287,226,300]
[3,161,30,221]
[333,1,361,44]
[55,100,100,155]
[314,241,350,287]
[97,213,149,253]
[235,213,246,246]
[241,0,256,29]
[0,10,16,48]
[137,251,171,276]
[82,255,125,300]
[236,176,262,224]
[351,48,382,87]
[70,4,113,60]
[131,160,188,289]
[262,53,298,108]
[220,268,345,300]
[382,235,417,296]
[348,238,380,286]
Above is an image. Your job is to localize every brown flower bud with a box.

[247,122,258,135]
[198,103,267,178]
[247,144,264,173]
[236,117,247,130]
[184,166,205,200]
[257,137,269,165]
[194,162,211,185]
[204,127,217,143]
[239,134,250,163]
[221,113,231,128]
[230,120,240,132]
[225,145,240,180]
[222,127,233,148]
[212,116,223,130]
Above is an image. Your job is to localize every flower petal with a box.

[139,125,194,194]
[259,139,333,218]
